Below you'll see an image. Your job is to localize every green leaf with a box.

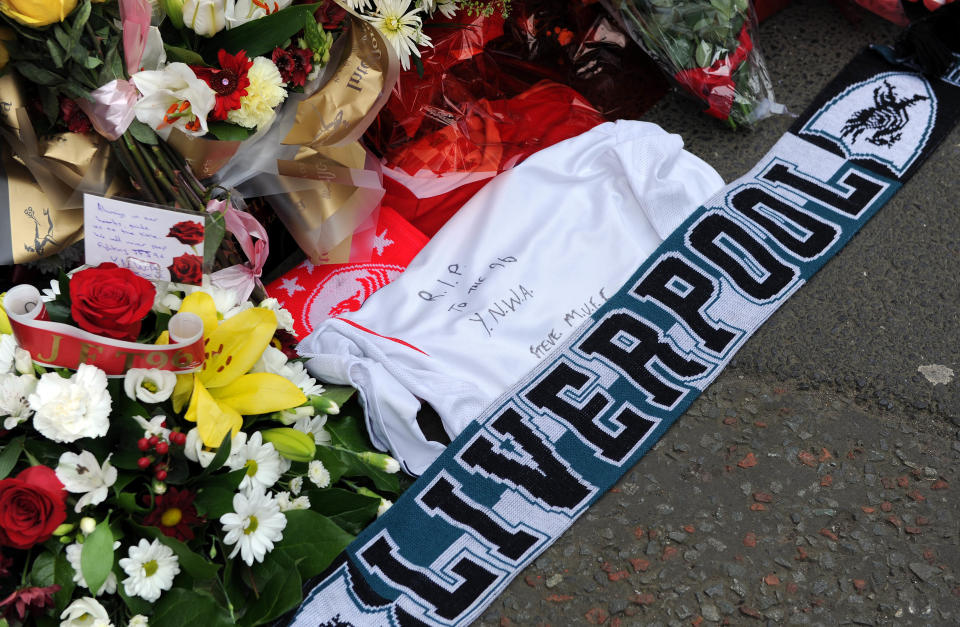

[65,0,92,57]
[326,414,372,452]
[128,119,159,146]
[46,39,65,69]
[81,522,115,596]
[14,62,63,86]
[83,56,103,69]
[240,550,302,626]
[134,524,221,580]
[117,582,153,617]
[316,445,399,494]
[306,487,379,535]
[0,435,24,480]
[53,25,71,53]
[695,40,714,67]
[318,384,356,407]
[150,588,235,627]
[118,491,150,514]
[203,4,318,60]
[273,510,354,579]
[203,211,226,268]
[206,121,255,142]
[31,551,76,611]
[193,468,246,518]
[163,44,206,65]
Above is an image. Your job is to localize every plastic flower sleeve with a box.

[602,0,785,129]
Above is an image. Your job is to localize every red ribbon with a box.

[674,24,754,121]
[5,285,205,376]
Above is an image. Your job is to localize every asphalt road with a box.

[474,1,960,624]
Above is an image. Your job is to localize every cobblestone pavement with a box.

[474,1,960,624]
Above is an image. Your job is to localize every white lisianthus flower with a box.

[184,427,245,468]
[132,63,216,139]
[13,346,32,375]
[228,431,283,492]
[128,615,150,627]
[119,539,181,603]
[182,0,228,35]
[0,373,36,429]
[66,541,121,595]
[225,0,293,29]
[227,56,286,130]
[275,490,310,512]
[124,369,177,404]
[366,0,430,71]
[220,488,287,565]
[29,364,111,443]
[307,459,330,488]
[61,597,113,627]
[274,405,315,426]
[251,345,288,376]
[293,414,331,446]
[56,451,118,513]
[377,498,393,517]
[257,298,295,334]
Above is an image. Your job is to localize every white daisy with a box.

[275,491,311,512]
[251,347,325,397]
[289,476,303,496]
[118,538,181,603]
[220,488,287,565]
[228,431,283,492]
[293,414,332,445]
[0,372,36,430]
[56,451,118,513]
[29,364,111,443]
[366,0,430,71]
[66,542,121,595]
[128,615,149,627]
[60,597,112,627]
[307,459,330,488]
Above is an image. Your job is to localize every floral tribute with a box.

[0,265,406,626]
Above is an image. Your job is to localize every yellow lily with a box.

[170,292,306,447]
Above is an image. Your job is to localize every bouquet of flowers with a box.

[0,263,407,626]
[602,0,784,129]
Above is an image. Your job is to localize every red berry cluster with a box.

[137,430,187,481]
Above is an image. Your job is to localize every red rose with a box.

[0,466,67,549]
[168,253,203,285]
[70,263,156,341]
[167,220,205,246]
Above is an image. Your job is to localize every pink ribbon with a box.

[120,0,152,76]
[207,199,270,302]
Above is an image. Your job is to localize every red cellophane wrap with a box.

[365,12,610,236]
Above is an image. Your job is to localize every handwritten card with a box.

[83,194,205,286]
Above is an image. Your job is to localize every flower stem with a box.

[113,139,159,204]
[123,133,166,203]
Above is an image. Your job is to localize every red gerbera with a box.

[0,585,59,622]
[272,47,313,88]
[192,49,254,121]
[143,487,204,542]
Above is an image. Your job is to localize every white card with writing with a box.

[83,194,205,286]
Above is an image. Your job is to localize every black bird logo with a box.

[840,80,928,148]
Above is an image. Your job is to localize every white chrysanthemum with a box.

[293,414,332,446]
[29,364,111,443]
[61,597,113,627]
[377,498,392,517]
[228,431,283,492]
[66,542,120,595]
[258,298,295,333]
[227,56,286,129]
[124,369,177,404]
[366,0,430,71]
[289,476,303,496]
[220,488,287,565]
[56,451,118,513]
[307,459,330,488]
[175,284,245,318]
[128,615,149,627]
[434,0,456,18]
[342,0,372,10]
[275,491,311,512]
[118,538,181,603]
[251,346,325,398]
[0,373,36,430]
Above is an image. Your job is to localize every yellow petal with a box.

[179,292,219,337]
[155,331,170,346]
[209,372,307,415]
[186,375,243,447]
[0,293,12,335]
[201,308,276,389]
[171,373,194,413]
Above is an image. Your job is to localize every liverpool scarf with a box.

[291,46,960,626]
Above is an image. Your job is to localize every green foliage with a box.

[81,521,115,596]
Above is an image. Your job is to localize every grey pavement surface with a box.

[474,1,960,625]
